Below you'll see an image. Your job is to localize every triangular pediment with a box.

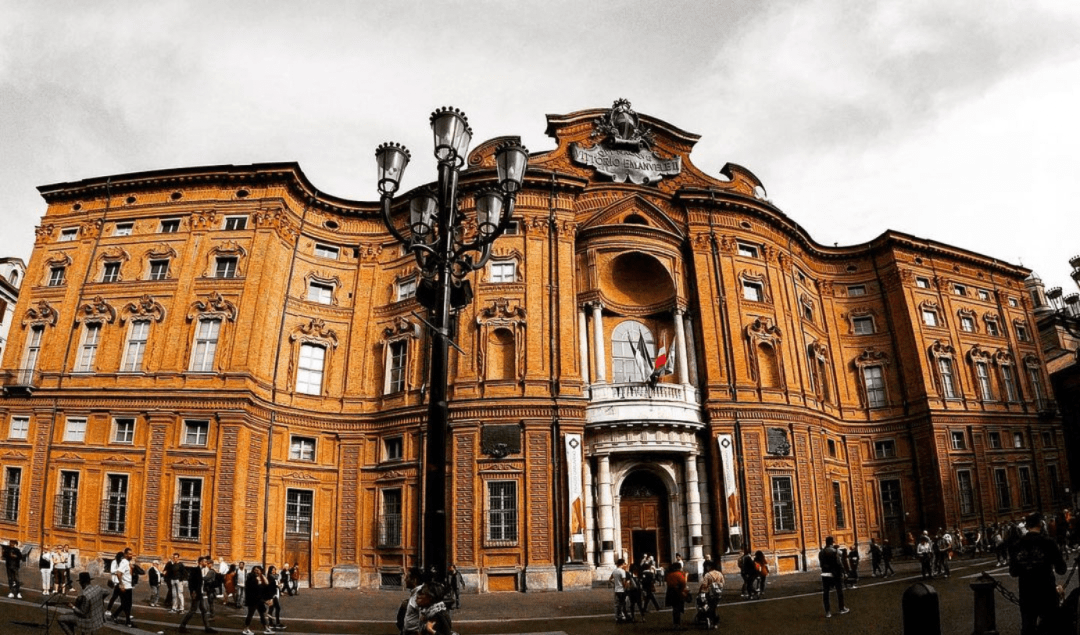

[579,194,684,238]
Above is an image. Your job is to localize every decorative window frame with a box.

[844,307,878,335]
[967,344,994,401]
[852,348,891,409]
[184,292,237,373]
[746,316,784,388]
[920,300,944,328]
[287,318,339,397]
[957,308,978,333]
[929,339,961,399]
[846,284,867,297]
[476,298,526,383]
[143,244,178,280]
[984,313,1001,337]
[95,247,130,283]
[22,299,60,330]
[1023,353,1044,400]
[807,341,832,403]
[484,249,523,284]
[391,269,418,303]
[72,296,118,374]
[303,271,342,306]
[739,270,770,303]
[873,438,897,459]
[121,294,167,325]
[993,348,1019,402]
[799,293,815,323]
[202,241,247,278]
[483,478,521,547]
[1013,319,1030,342]
[381,316,420,395]
[41,252,72,287]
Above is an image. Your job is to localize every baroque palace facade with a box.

[0,101,1067,591]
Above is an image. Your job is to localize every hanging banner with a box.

[717,433,743,551]
[565,434,585,540]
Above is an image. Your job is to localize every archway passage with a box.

[619,470,670,567]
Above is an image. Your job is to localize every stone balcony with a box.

[585,382,703,426]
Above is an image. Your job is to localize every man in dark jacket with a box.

[179,556,217,633]
[3,539,23,598]
[1010,513,1067,635]
[819,536,849,618]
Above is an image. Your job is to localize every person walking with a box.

[624,564,644,623]
[266,565,285,630]
[165,552,187,613]
[846,544,860,589]
[445,564,464,609]
[699,559,724,629]
[178,555,217,633]
[1010,512,1067,635]
[240,565,272,635]
[235,562,247,608]
[819,536,849,618]
[641,561,660,613]
[3,539,24,598]
[112,547,135,628]
[869,539,883,577]
[664,561,689,630]
[882,539,896,577]
[738,550,758,599]
[288,563,300,596]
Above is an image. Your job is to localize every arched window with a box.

[487,328,516,381]
[611,320,654,383]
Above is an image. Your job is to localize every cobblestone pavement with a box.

[1,555,1038,635]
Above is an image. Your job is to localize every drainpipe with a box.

[548,173,564,590]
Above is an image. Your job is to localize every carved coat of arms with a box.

[570,99,682,185]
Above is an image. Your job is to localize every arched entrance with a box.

[619,470,670,566]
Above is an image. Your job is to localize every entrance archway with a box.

[619,470,670,566]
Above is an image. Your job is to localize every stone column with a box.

[597,454,616,567]
[697,456,712,562]
[685,314,700,388]
[674,308,690,385]
[685,454,704,575]
[584,456,595,565]
[591,303,607,383]
[578,306,591,384]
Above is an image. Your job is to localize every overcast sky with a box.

[2,0,1078,293]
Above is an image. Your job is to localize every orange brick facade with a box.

[0,102,1067,589]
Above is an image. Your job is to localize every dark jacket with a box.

[1010,529,1067,609]
[164,560,186,582]
[818,545,845,577]
[187,566,214,598]
[244,575,271,608]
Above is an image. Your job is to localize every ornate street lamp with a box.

[376,107,528,582]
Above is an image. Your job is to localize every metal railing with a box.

[100,497,127,535]
[54,494,77,529]
[172,503,201,541]
[377,514,402,548]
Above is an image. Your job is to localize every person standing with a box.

[882,539,896,577]
[753,551,770,597]
[165,552,186,613]
[698,559,724,628]
[1010,512,1067,635]
[38,544,54,595]
[869,539,883,577]
[3,539,23,598]
[917,534,934,579]
[846,544,860,589]
[147,560,162,607]
[178,556,217,633]
[57,571,108,635]
[445,564,464,610]
[288,562,300,596]
[53,545,71,594]
[240,565,272,635]
[819,536,849,618]
[235,562,247,608]
[665,561,689,629]
[608,558,629,623]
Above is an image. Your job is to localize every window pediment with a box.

[203,240,248,277]
[993,349,1014,365]
[75,296,117,325]
[146,243,178,260]
[746,316,781,342]
[44,252,73,268]
[383,316,419,341]
[853,348,890,368]
[187,291,237,322]
[22,300,59,328]
[967,344,992,362]
[121,294,166,324]
[290,318,339,348]
[929,339,956,359]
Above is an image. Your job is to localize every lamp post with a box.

[376,107,528,583]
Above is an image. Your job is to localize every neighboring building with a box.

[1029,259,1080,493]
[0,101,1067,590]
[0,257,27,367]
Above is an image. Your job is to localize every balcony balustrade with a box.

[585,382,702,426]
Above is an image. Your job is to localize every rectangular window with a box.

[954,284,967,296]
[59,228,79,242]
[102,262,121,283]
[1029,367,1044,402]
[295,343,326,395]
[289,436,316,462]
[950,430,966,450]
[827,438,837,457]
[112,418,135,444]
[771,476,796,532]
[285,489,314,535]
[880,479,903,520]
[1018,466,1034,507]
[215,257,237,278]
[175,478,202,540]
[396,279,416,302]
[847,284,866,297]
[149,259,169,280]
[1001,365,1018,401]
[863,365,886,408]
[56,471,79,528]
[853,316,875,335]
[9,416,29,440]
[48,266,66,286]
[102,474,128,535]
[490,261,516,283]
[488,481,518,543]
[307,281,333,305]
[939,358,958,398]
[64,417,87,443]
[379,489,402,547]
[24,325,43,372]
[986,321,1000,336]
[384,437,403,461]
[802,303,814,322]
[1008,297,1019,307]
[121,320,149,373]
[994,468,1011,509]
[916,277,930,289]
[75,323,101,372]
[961,316,975,332]
[114,222,133,237]
[183,420,209,446]
[503,220,520,235]
[1016,324,1029,342]
[224,216,247,231]
[989,431,1002,449]
[190,318,221,372]
[874,439,896,459]
[2,467,21,523]
[922,309,939,327]
[314,244,339,259]
[1042,431,1053,447]
[1013,431,1024,448]
[978,289,991,301]
[387,340,407,393]
[737,243,759,258]
[159,219,180,233]
[975,361,993,400]
[958,470,975,515]
[832,481,846,529]
[742,280,764,302]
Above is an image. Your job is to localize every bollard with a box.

[970,576,999,635]
[902,582,941,635]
